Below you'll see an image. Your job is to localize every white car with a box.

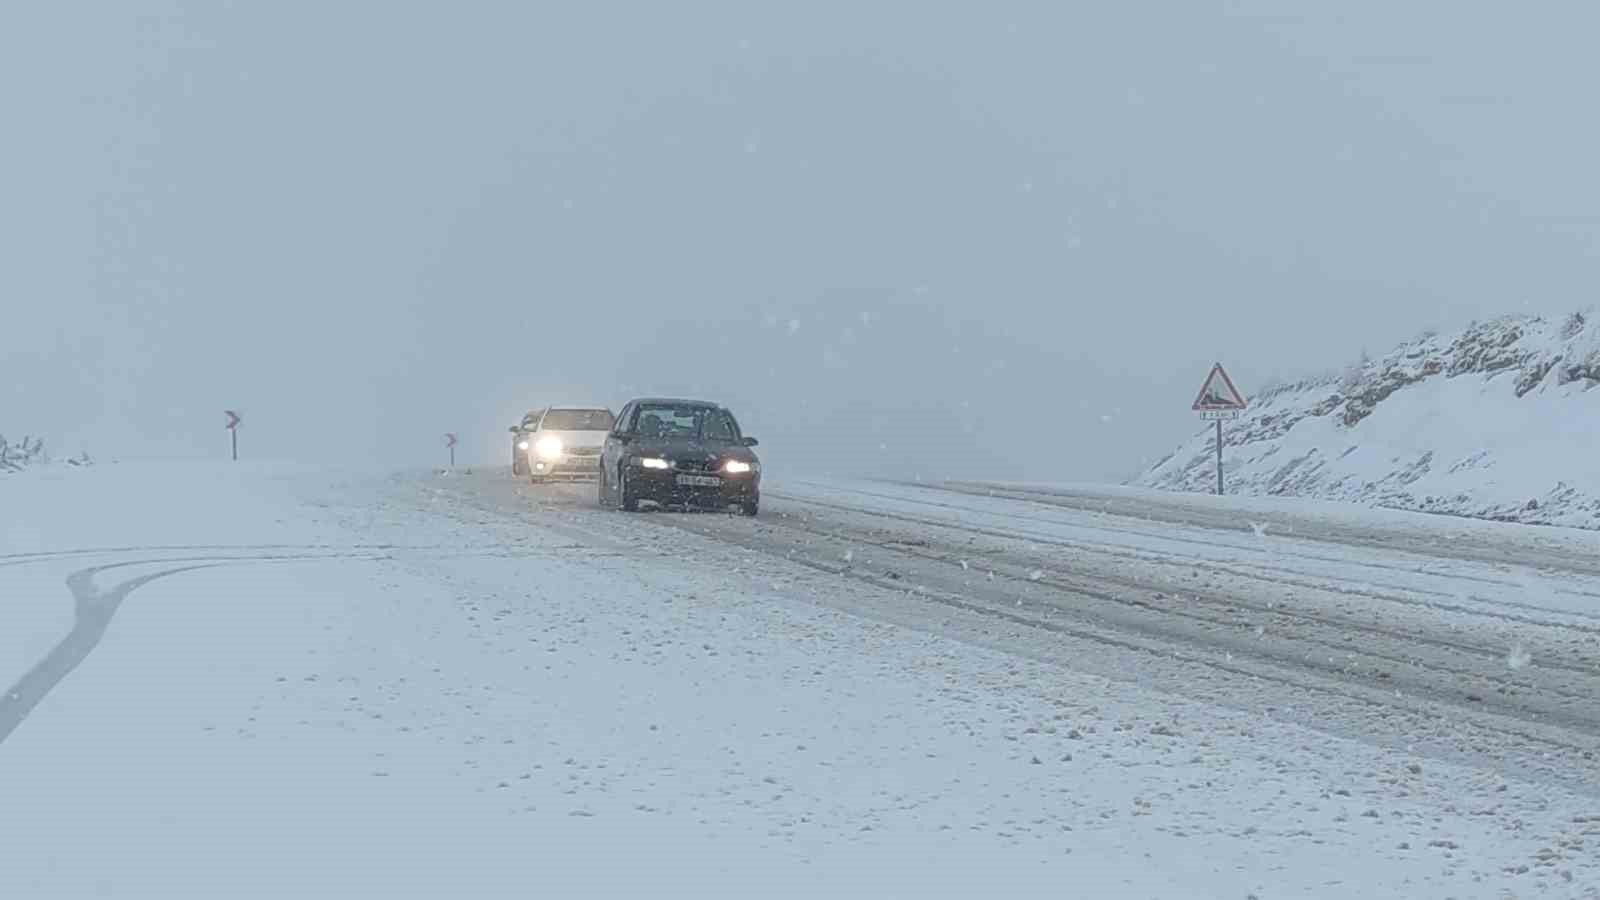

[523,407,615,482]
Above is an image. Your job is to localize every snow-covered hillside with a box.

[1136,310,1600,529]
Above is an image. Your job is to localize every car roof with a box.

[544,406,612,412]
[630,397,721,408]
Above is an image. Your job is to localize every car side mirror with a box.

[613,432,634,444]
[742,437,759,447]
[509,426,520,433]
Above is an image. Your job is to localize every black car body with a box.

[599,398,761,515]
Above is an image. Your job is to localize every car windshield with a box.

[634,405,739,441]
[540,409,614,431]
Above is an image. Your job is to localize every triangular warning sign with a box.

[1191,363,1248,411]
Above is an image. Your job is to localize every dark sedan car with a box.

[598,399,761,516]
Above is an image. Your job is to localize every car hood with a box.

[630,438,757,463]
[539,429,608,450]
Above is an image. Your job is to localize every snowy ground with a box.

[4,462,1599,898]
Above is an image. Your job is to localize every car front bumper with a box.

[629,467,759,507]
[530,453,602,480]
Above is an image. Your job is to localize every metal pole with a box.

[1215,419,1223,495]
[450,445,455,468]
[231,429,238,462]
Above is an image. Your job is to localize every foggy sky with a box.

[7,1,1599,481]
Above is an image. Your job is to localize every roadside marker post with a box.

[445,433,458,468]
[225,410,241,461]
[1191,363,1248,495]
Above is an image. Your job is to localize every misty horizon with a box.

[8,2,1597,480]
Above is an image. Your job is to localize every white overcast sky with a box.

[5,1,1598,479]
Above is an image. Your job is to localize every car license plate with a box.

[676,475,722,488]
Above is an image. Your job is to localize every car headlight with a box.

[638,457,671,470]
[534,436,564,459]
[722,459,753,474]
[517,441,529,451]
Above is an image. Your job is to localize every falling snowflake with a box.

[1507,644,1533,671]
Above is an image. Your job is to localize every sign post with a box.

[1190,363,1247,495]
[445,432,458,468]
[225,410,241,461]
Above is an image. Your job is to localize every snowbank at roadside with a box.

[1136,311,1600,530]
[1,434,92,477]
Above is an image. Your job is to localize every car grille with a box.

[674,458,719,473]
[567,446,601,457]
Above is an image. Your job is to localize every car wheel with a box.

[619,468,639,512]
[739,499,759,517]
[597,467,610,508]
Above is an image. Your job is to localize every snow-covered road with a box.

[4,463,1599,897]
[446,473,1600,786]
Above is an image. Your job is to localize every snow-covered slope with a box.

[1136,311,1600,529]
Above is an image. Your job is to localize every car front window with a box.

[701,410,738,441]
[635,405,739,440]
[540,409,614,431]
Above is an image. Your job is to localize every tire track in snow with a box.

[931,480,1600,589]
[0,539,615,744]
[766,492,1600,674]
[855,479,1600,607]
[406,472,1600,789]
[0,543,408,569]
[0,550,399,745]
[758,499,1600,693]
[0,561,217,745]
[785,482,1600,626]
[626,503,1600,768]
